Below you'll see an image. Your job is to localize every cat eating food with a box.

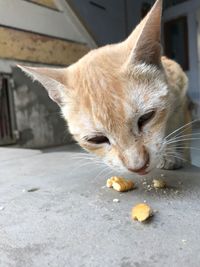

[18,0,191,175]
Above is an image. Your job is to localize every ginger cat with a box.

[18,0,191,175]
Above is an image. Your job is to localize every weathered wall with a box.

[13,67,72,148]
[0,26,89,65]
[30,0,59,10]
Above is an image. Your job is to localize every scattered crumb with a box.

[153,179,166,189]
[143,181,147,185]
[106,176,135,192]
[175,190,179,194]
[143,200,147,203]
[146,185,153,192]
[182,239,187,244]
[161,174,165,177]
[0,206,4,211]
[131,203,152,222]
[22,189,26,193]
[113,199,120,203]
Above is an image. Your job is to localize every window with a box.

[164,16,189,71]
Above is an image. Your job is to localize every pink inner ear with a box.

[49,90,61,104]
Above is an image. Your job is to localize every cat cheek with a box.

[148,144,163,169]
[105,153,126,171]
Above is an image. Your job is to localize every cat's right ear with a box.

[125,0,163,67]
[17,65,70,107]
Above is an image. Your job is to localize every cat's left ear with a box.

[17,65,69,107]
[126,0,163,67]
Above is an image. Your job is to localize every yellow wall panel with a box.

[30,0,58,10]
[0,27,89,65]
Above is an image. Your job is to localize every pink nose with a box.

[128,154,150,175]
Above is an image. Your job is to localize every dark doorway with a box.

[0,75,16,145]
[164,16,189,71]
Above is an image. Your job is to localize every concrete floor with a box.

[0,144,200,267]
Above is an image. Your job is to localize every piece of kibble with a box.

[132,203,152,222]
[153,179,166,189]
[113,198,120,203]
[106,176,134,192]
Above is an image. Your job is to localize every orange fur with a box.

[18,0,190,174]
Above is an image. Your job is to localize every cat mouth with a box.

[127,155,150,175]
[136,169,150,175]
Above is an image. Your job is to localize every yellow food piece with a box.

[132,203,152,222]
[153,179,166,189]
[106,176,134,192]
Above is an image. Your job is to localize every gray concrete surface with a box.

[0,145,200,267]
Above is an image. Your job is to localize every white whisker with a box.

[165,137,200,145]
[68,159,104,175]
[167,146,200,151]
[94,166,111,181]
[166,132,200,142]
[165,119,199,140]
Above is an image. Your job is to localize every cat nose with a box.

[128,154,150,175]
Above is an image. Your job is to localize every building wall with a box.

[0,0,96,148]
[12,68,72,148]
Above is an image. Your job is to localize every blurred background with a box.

[0,0,199,149]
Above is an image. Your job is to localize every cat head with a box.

[19,0,172,175]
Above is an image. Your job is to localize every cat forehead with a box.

[70,60,168,109]
[65,80,168,139]
[126,76,168,111]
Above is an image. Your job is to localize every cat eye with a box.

[86,135,110,145]
[138,111,155,131]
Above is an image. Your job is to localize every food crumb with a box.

[132,203,152,222]
[113,199,120,203]
[153,179,166,189]
[106,176,135,192]
[0,206,4,211]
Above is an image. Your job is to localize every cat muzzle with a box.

[127,154,150,175]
